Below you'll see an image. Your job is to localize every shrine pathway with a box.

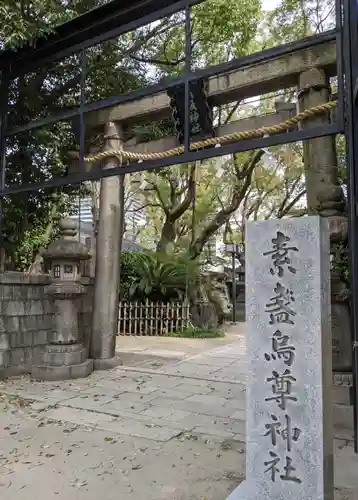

[0,324,357,500]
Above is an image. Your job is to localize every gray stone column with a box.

[298,68,345,218]
[298,68,351,374]
[91,121,124,365]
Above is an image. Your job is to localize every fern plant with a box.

[129,252,199,302]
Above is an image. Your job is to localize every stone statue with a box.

[207,270,232,324]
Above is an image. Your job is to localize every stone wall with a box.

[0,272,93,377]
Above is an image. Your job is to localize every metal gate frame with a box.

[0,0,358,448]
[343,0,358,453]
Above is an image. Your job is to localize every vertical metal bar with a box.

[232,249,236,323]
[184,4,196,270]
[0,64,9,272]
[342,0,358,453]
[191,161,198,247]
[335,0,345,127]
[79,50,87,166]
[78,50,87,241]
[0,67,9,192]
[184,4,192,153]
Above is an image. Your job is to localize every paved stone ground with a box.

[116,328,239,359]
[0,325,358,499]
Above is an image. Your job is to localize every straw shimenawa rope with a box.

[84,100,337,164]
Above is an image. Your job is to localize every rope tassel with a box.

[84,101,336,164]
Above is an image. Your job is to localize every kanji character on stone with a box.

[264,330,296,366]
[264,451,280,482]
[264,414,301,451]
[263,231,298,277]
[265,369,298,410]
[281,456,302,483]
[265,283,296,325]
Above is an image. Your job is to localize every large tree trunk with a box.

[155,163,196,252]
[189,150,264,260]
[27,202,59,275]
[157,217,177,252]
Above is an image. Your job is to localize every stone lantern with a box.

[32,218,93,380]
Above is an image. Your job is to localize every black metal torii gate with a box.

[0,0,358,448]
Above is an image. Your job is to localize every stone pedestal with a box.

[33,345,93,381]
[32,218,93,381]
[331,273,352,372]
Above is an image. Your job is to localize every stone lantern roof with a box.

[43,218,91,262]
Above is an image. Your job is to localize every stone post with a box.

[227,217,333,500]
[298,68,351,375]
[91,121,124,367]
[32,218,93,381]
[298,68,344,217]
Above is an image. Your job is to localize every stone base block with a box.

[32,359,93,381]
[0,365,29,379]
[92,356,123,371]
[332,371,353,409]
[333,385,352,405]
[190,303,218,328]
[334,403,354,431]
[0,350,10,369]
[235,302,245,322]
[38,344,86,366]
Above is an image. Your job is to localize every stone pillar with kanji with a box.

[32,218,93,380]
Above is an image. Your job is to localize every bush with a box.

[120,251,199,302]
[167,326,224,339]
[119,252,144,299]
[331,241,349,285]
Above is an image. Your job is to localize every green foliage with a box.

[336,135,347,188]
[331,241,349,285]
[119,252,144,300]
[1,0,261,269]
[266,0,335,44]
[128,252,199,302]
[0,0,315,270]
[167,325,224,339]
[0,0,146,269]
[0,1,106,50]
[190,0,261,66]
[132,120,176,143]
[3,119,86,269]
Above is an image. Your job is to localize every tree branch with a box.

[127,202,161,213]
[190,150,264,258]
[129,53,185,67]
[223,100,241,125]
[147,181,170,215]
[278,189,306,218]
[169,163,196,220]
